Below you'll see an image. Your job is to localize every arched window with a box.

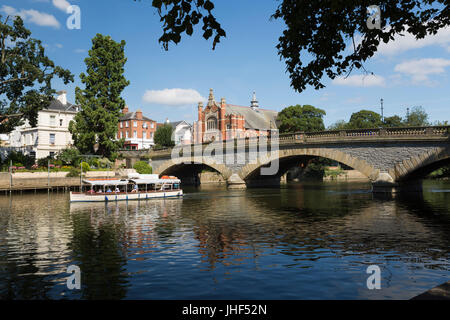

[207,117,218,131]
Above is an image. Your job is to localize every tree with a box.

[154,124,175,147]
[347,110,382,129]
[405,106,429,127]
[69,34,130,159]
[277,104,326,133]
[133,161,152,174]
[0,15,73,133]
[327,120,348,130]
[383,115,403,127]
[138,0,450,93]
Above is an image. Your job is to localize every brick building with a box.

[193,89,278,143]
[117,106,157,150]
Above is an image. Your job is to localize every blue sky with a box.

[2,0,450,126]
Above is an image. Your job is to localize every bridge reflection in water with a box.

[0,180,449,299]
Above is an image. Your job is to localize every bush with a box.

[37,157,51,167]
[67,167,81,177]
[57,147,81,166]
[133,161,152,174]
[81,161,91,172]
[99,157,112,169]
[3,151,35,168]
[89,157,100,168]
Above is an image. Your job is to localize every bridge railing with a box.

[121,126,449,159]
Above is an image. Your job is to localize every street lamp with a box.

[380,98,384,123]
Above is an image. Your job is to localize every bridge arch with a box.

[238,148,380,182]
[154,156,233,180]
[392,147,450,181]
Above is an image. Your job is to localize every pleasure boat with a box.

[69,174,183,202]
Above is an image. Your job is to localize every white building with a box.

[167,120,193,145]
[6,91,79,159]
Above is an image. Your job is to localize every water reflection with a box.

[0,180,449,299]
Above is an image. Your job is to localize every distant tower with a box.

[250,92,259,109]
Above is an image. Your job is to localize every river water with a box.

[0,180,449,300]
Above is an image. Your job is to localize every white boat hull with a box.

[70,190,183,202]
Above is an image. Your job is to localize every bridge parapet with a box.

[138,126,449,159]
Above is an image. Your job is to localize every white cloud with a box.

[394,58,450,85]
[74,48,86,53]
[333,74,386,87]
[377,25,450,56]
[1,5,60,28]
[52,0,71,12]
[142,88,205,106]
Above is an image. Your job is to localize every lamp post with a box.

[380,98,384,123]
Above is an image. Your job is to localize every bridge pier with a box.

[227,173,247,189]
[372,177,423,194]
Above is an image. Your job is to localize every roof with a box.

[83,179,128,186]
[47,100,79,113]
[225,104,278,130]
[119,111,154,122]
[129,178,181,184]
[167,120,192,129]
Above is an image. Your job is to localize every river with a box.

[0,180,449,299]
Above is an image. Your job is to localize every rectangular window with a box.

[50,115,56,126]
[126,131,129,138]
[150,132,153,139]
[120,122,123,128]
[120,132,123,138]
[49,133,55,144]
[133,131,137,138]
[151,122,154,128]
[126,121,129,127]
[134,121,137,127]
[60,119,63,126]
[143,131,146,139]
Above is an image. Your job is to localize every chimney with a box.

[136,109,143,120]
[56,90,67,105]
[122,105,129,114]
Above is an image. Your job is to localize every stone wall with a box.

[199,172,225,184]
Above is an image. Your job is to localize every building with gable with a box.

[118,106,157,150]
[193,89,278,143]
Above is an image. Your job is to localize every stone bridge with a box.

[120,126,450,193]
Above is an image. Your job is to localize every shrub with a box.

[99,157,112,169]
[67,167,81,177]
[3,151,35,168]
[133,161,152,174]
[89,157,100,168]
[57,147,81,166]
[37,157,51,167]
[81,162,91,172]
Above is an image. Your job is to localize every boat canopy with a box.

[82,179,128,186]
[129,178,180,185]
